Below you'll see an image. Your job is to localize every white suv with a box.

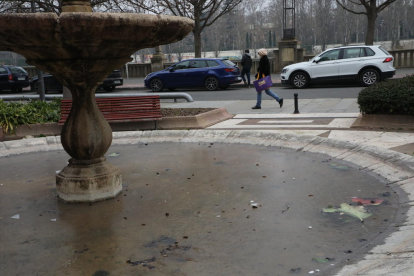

[281,45,396,88]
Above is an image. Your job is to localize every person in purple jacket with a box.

[252,48,283,109]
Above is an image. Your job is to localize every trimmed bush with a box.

[358,74,414,115]
[0,98,61,134]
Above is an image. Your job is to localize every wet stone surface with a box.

[0,143,404,276]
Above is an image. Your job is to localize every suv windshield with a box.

[221,59,235,67]
[10,66,27,74]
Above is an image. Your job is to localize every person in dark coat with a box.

[252,48,283,109]
[241,49,252,87]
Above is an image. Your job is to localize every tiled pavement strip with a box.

[160,99,414,156]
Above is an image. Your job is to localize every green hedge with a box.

[0,98,61,134]
[358,74,414,115]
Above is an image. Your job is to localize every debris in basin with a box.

[323,203,372,222]
[107,152,120,157]
[290,267,301,273]
[126,256,156,268]
[55,171,60,174]
[50,219,57,222]
[251,203,259,208]
[281,204,290,213]
[160,244,191,257]
[312,257,329,263]
[11,214,20,219]
[382,192,391,197]
[143,236,176,248]
[352,198,383,206]
[74,248,89,253]
[329,163,349,170]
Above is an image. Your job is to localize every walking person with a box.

[241,49,252,88]
[252,48,283,109]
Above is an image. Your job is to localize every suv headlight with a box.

[282,68,289,74]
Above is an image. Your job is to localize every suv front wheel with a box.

[360,69,379,86]
[291,72,309,88]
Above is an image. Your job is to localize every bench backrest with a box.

[59,96,161,125]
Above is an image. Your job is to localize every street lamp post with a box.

[312,29,316,46]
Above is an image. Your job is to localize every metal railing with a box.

[0,93,193,102]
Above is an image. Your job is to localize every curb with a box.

[1,130,414,275]
[117,83,286,91]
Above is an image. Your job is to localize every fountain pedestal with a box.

[57,158,121,202]
[0,0,194,202]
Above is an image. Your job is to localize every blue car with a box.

[144,58,242,92]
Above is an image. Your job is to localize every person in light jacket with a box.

[241,49,252,87]
[252,48,283,109]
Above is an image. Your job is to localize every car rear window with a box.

[10,67,27,74]
[379,47,391,55]
[207,60,219,67]
[0,67,7,74]
[365,48,376,56]
[221,59,236,67]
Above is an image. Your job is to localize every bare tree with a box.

[0,0,126,14]
[125,0,242,57]
[336,0,397,45]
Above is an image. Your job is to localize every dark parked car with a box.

[144,58,242,92]
[0,65,30,93]
[30,70,123,93]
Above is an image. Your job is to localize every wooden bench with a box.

[59,96,162,129]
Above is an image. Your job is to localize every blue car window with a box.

[0,67,7,74]
[175,61,190,70]
[206,60,219,67]
[189,60,208,68]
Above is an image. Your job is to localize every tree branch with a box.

[335,0,367,15]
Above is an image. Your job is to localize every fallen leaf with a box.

[312,257,329,263]
[352,198,383,206]
[329,163,349,170]
[323,203,372,221]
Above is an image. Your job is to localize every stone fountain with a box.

[0,0,193,202]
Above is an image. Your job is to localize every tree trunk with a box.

[365,9,377,45]
[193,26,202,58]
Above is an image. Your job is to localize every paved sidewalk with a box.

[162,98,414,156]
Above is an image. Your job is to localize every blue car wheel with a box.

[150,78,163,92]
[205,76,219,91]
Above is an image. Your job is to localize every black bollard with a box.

[294,93,300,114]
